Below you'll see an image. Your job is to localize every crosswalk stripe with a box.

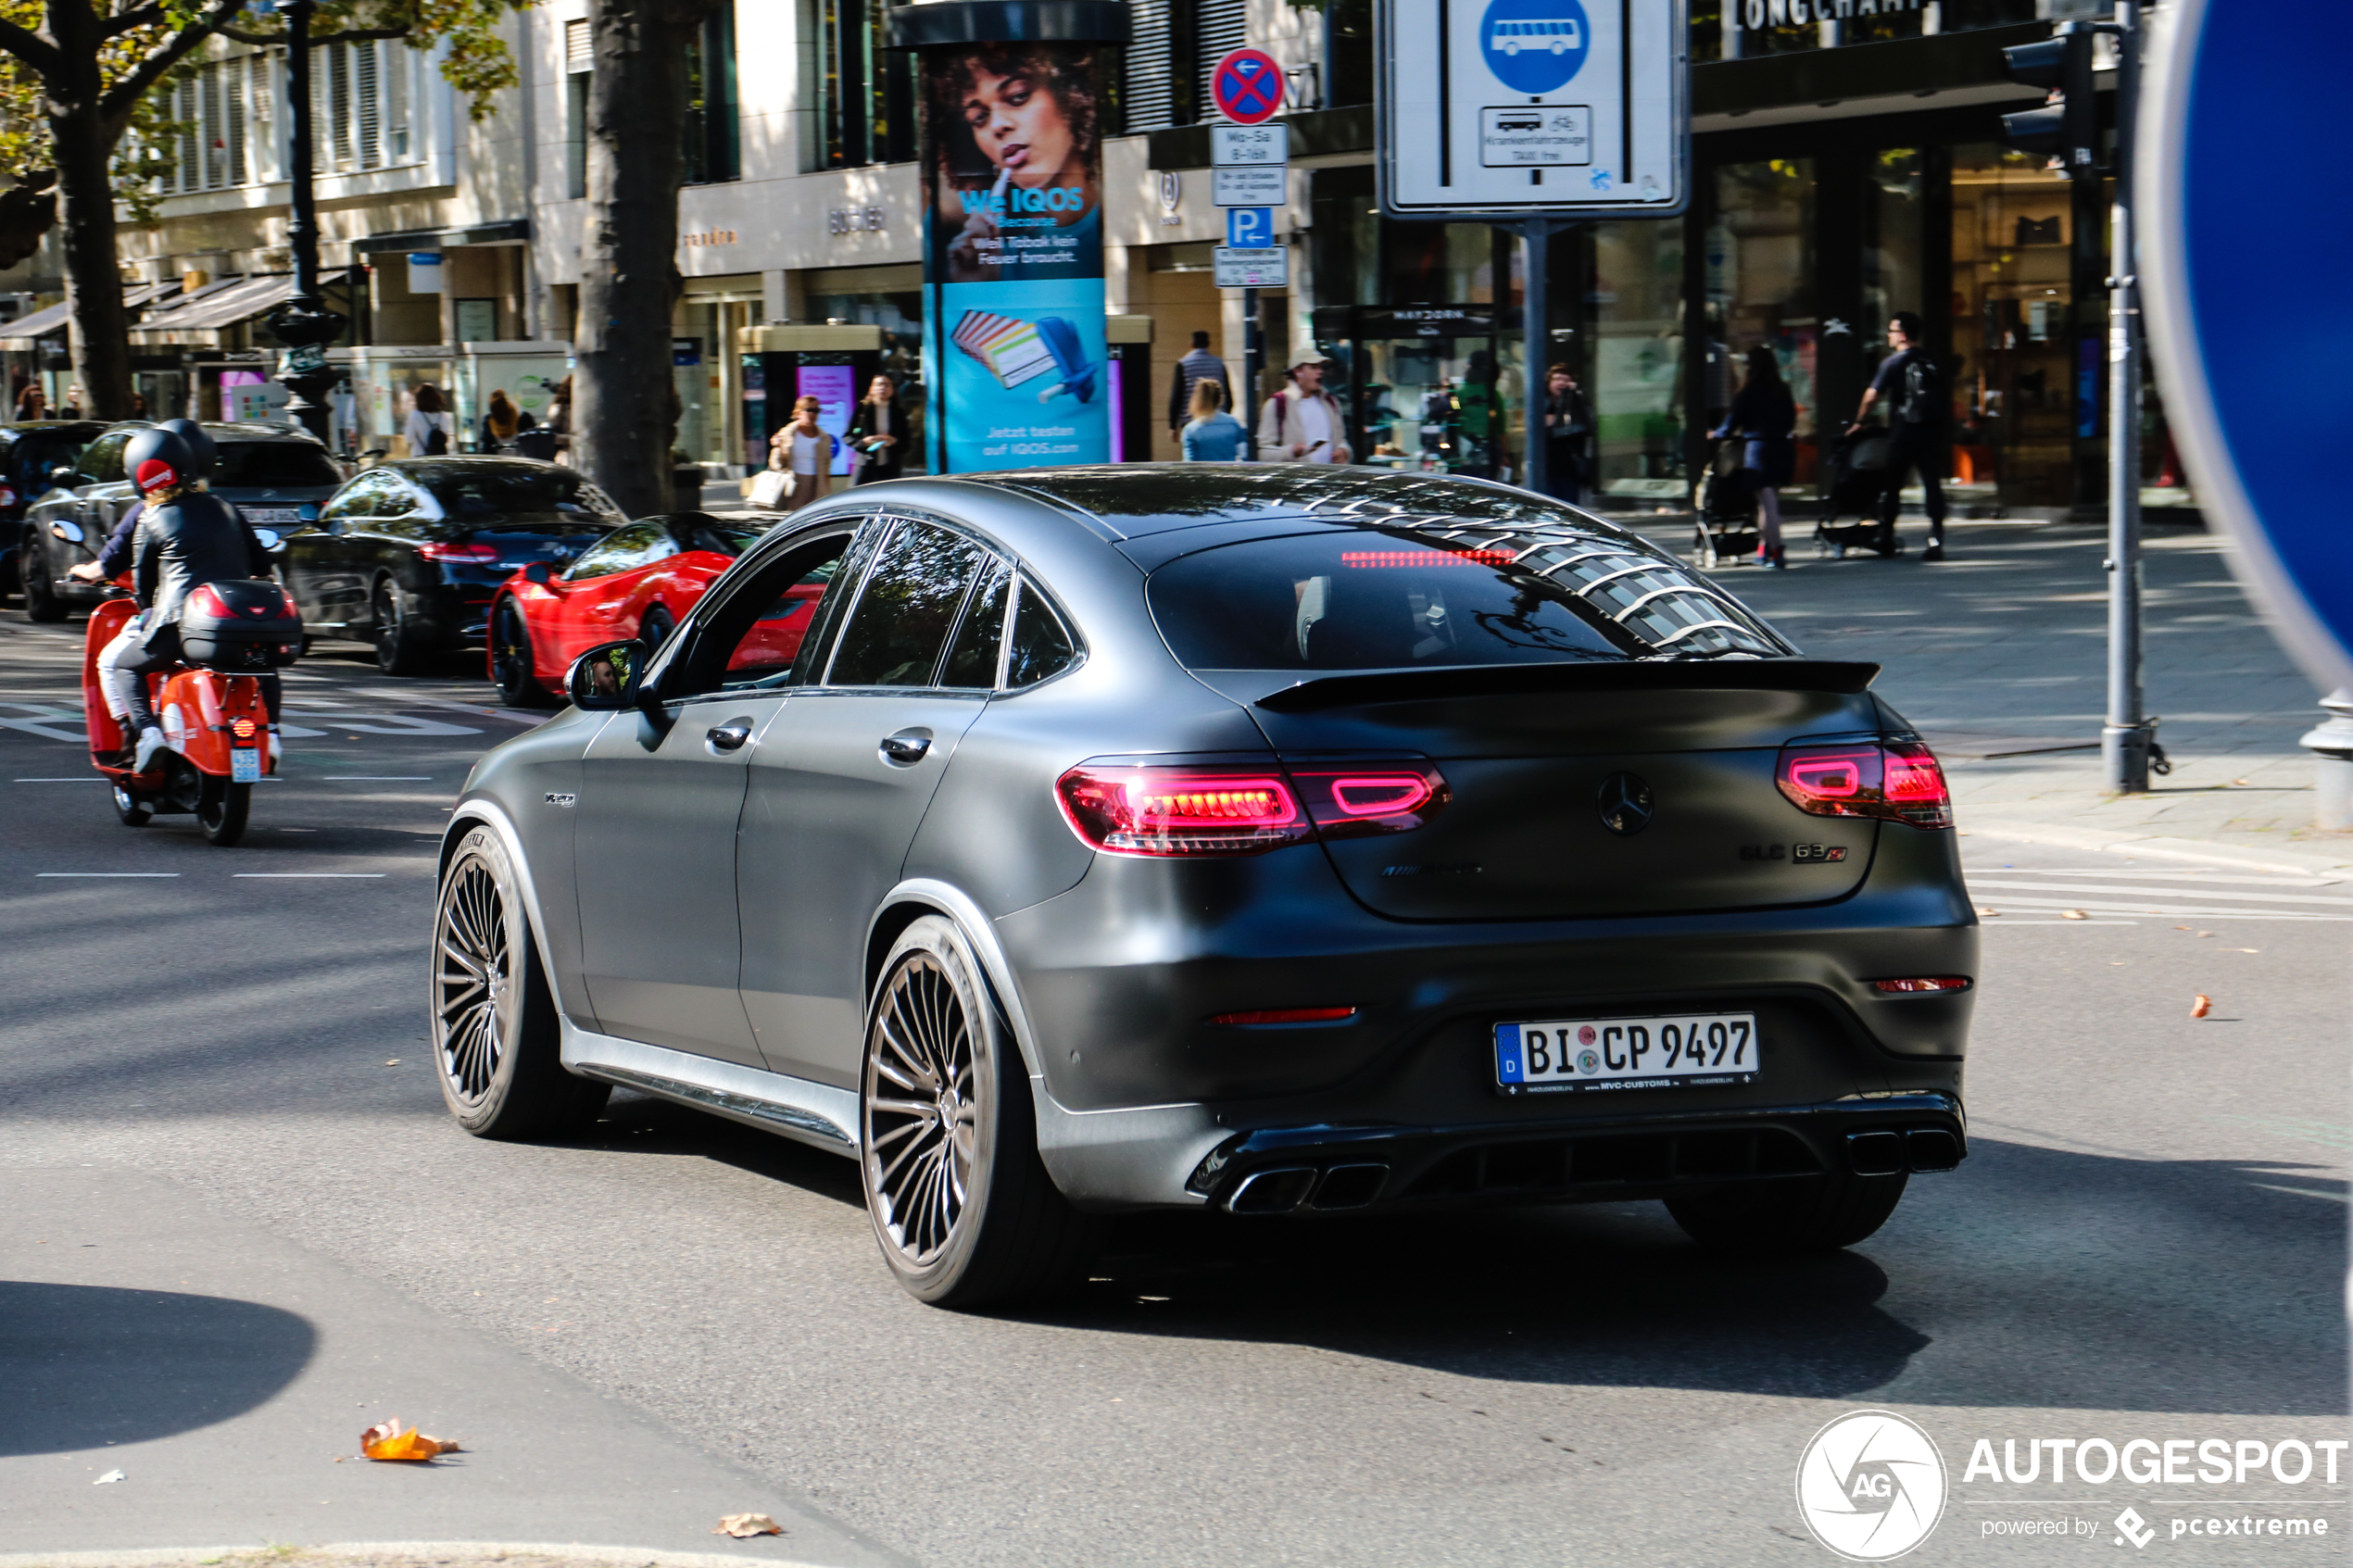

[1967,878,2353,909]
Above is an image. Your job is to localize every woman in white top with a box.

[767,395,833,511]
[404,383,455,458]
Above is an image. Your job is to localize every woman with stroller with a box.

[1710,346,1796,570]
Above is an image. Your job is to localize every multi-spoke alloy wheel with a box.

[860,915,1092,1307]
[430,827,609,1138]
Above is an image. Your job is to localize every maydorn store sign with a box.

[1738,0,1929,24]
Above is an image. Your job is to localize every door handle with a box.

[706,721,753,754]
[879,729,932,767]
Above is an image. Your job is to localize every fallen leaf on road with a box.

[2059,909,2088,920]
[384,1059,401,1066]
[2197,931,2212,937]
[2191,995,2212,1019]
[360,1418,460,1461]
[713,1514,785,1538]
[2232,778,2251,786]
[1975,907,2000,917]
[94,1469,123,1485]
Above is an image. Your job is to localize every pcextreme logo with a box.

[1796,1410,1950,1561]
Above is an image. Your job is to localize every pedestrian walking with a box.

[1847,311,1950,561]
[1179,381,1247,461]
[544,376,573,463]
[1541,363,1594,505]
[849,374,909,485]
[1711,346,1797,570]
[60,383,84,419]
[1257,357,1352,464]
[478,389,537,454]
[13,383,44,420]
[404,383,454,458]
[767,395,835,511]
[1167,330,1229,445]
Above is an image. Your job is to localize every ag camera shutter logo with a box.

[1796,1411,1948,1561]
[1478,0,1591,94]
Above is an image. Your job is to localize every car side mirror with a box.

[567,639,651,710]
[48,519,85,544]
[523,560,553,586]
[251,526,283,552]
[48,463,75,484]
[296,502,321,523]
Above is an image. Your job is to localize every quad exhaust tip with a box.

[1847,1127,1963,1176]
[1226,1163,1390,1214]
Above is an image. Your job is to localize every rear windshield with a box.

[1148,526,1791,671]
[416,465,620,524]
[212,442,342,488]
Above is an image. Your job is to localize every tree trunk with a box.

[575,0,714,518]
[46,6,134,422]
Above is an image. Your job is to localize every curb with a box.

[1962,818,2353,878]
[0,1547,834,1568]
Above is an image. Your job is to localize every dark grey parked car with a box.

[432,467,1975,1308]
[19,420,341,621]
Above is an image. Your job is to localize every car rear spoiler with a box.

[1252,660,1881,712]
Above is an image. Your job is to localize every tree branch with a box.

[98,0,241,130]
[0,17,63,78]
[309,26,411,44]
[98,4,170,41]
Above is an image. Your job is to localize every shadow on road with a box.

[0,1281,315,1456]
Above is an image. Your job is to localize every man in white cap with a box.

[1256,356,1353,464]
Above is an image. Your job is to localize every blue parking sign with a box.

[1226,207,1274,248]
[2143,0,2353,688]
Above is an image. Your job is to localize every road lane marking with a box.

[1968,877,2353,908]
[321,775,434,781]
[36,872,180,877]
[15,777,99,782]
[233,872,389,878]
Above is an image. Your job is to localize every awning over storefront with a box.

[128,271,349,347]
[0,281,185,351]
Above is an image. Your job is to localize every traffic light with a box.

[2002,24,2099,179]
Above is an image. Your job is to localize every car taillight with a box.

[0,483,17,508]
[1284,763,1451,840]
[419,541,499,562]
[1207,1007,1360,1025]
[1056,766,1312,856]
[188,583,231,618]
[1777,738,1953,829]
[1871,977,1970,994]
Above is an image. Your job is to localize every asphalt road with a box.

[0,610,2344,1567]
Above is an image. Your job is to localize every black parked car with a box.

[282,458,625,673]
[19,420,341,621]
[432,465,1975,1310]
[0,420,106,601]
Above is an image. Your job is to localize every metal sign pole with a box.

[1522,224,1547,495]
[2102,1,2148,792]
[1243,287,1263,460]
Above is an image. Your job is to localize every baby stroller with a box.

[1691,440,1763,568]
[1814,427,1900,558]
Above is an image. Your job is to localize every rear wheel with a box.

[372,577,429,675]
[196,776,249,846]
[490,600,553,708]
[433,825,610,1137]
[1666,1171,1908,1255]
[111,782,151,826]
[861,915,1092,1308]
[21,543,64,621]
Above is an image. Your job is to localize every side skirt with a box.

[560,1020,861,1155]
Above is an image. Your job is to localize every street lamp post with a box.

[264,0,346,444]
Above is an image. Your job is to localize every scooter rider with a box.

[95,429,276,773]
[70,419,227,583]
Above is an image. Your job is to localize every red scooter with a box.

[82,576,301,847]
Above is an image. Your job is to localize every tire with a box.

[490,600,554,709]
[861,914,1092,1308]
[196,776,250,847]
[432,825,611,1138]
[1666,1171,1909,1255]
[21,543,65,622]
[372,577,429,675]
[638,605,674,652]
[112,782,151,826]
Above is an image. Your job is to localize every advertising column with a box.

[892,1,1129,473]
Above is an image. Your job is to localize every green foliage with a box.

[231,1,532,122]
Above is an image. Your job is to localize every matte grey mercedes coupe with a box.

[433,467,1974,1308]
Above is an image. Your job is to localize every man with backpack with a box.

[1847,311,1950,561]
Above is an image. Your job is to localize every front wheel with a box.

[433,826,610,1138]
[1665,1171,1908,1255]
[196,776,250,846]
[21,544,64,622]
[372,578,430,675]
[861,915,1092,1308]
[112,781,151,826]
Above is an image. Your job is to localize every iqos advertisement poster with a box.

[920,42,1110,471]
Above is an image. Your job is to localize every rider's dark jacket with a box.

[132,491,271,641]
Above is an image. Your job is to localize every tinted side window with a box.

[940,558,1011,689]
[1004,576,1078,688]
[568,522,673,581]
[669,528,854,696]
[211,442,341,488]
[80,433,131,483]
[825,521,988,688]
[318,473,383,522]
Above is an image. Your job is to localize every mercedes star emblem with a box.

[1598,772,1654,835]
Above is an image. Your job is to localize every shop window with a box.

[1860,148,1926,359]
[683,6,742,183]
[1706,157,1818,486]
[818,0,916,167]
[1949,142,2080,508]
[1323,0,1374,107]
[1591,220,1688,502]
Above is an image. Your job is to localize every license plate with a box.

[231,746,262,783]
[242,508,301,529]
[1495,1012,1759,1095]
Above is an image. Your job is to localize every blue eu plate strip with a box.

[1494,1022,1524,1084]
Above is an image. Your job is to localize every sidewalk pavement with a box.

[1618,514,2353,878]
[0,1168,900,1568]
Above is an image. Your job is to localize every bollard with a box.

[2297,688,2353,831]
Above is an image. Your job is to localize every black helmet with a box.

[154,418,216,479]
[123,427,195,496]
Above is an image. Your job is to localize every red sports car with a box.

[487,511,823,705]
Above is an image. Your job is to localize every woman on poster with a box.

[927,44,1104,285]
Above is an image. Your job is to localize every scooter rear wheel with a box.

[111,782,151,826]
[197,777,250,846]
